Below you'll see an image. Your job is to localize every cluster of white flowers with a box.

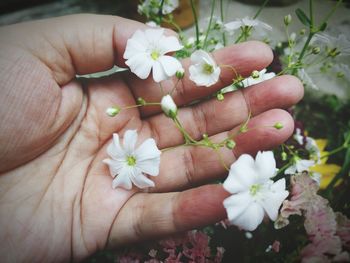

[138,0,179,17]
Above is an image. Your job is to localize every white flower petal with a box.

[152,60,168,82]
[123,130,138,154]
[223,191,253,222]
[255,151,277,181]
[123,39,147,59]
[135,138,161,161]
[158,36,183,54]
[284,164,297,175]
[144,28,165,44]
[158,55,182,77]
[130,169,156,189]
[125,53,153,79]
[231,202,265,231]
[137,158,160,176]
[296,159,315,172]
[259,179,289,220]
[112,167,133,190]
[107,133,125,159]
[223,154,257,194]
[224,21,241,31]
[103,158,124,178]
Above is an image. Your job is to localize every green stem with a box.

[253,0,269,19]
[309,0,314,29]
[276,161,293,176]
[220,0,226,46]
[203,0,216,50]
[292,32,314,75]
[158,0,165,24]
[320,0,343,27]
[174,117,197,144]
[190,0,200,49]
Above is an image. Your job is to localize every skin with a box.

[0,14,304,262]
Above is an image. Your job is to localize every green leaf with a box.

[319,22,327,32]
[295,8,311,26]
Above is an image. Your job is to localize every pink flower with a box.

[276,173,350,262]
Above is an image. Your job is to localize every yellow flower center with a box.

[126,155,137,166]
[202,63,214,74]
[250,184,261,196]
[151,50,160,60]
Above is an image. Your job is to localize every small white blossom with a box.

[241,68,275,87]
[124,28,183,82]
[294,128,304,145]
[313,33,350,57]
[297,69,318,89]
[161,94,177,118]
[284,157,315,175]
[189,50,221,87]
[145,21,159,27]
[103,130,161,190]
[224,17,272,33]
[305,137,321,163]
[223,151,289,231]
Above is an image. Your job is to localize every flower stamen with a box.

[126,155,137,166]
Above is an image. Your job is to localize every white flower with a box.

[189,50,221,87]
[224,17,272,33]
[284,157,315,175]
[124,28,183,82]
[161,94,177,118]
[305,137,321,163]
[241,68,275,87]
[138,0,179,16]
[313,33,350,57]
[293,128,304,145]
[223,151,289,231]
[145,21,159,27]
[103,130,161,190]
[297,69,318,89]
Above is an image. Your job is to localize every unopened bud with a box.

[106,106,121,117]
[137,97,146,106]
[300,29,306,35]
[251,70,260,79]
[161,94,178,119]
[281,152,288,161]
[176,68,185,79]
[225,140,236,150]
[274,122,284,130]
[217,93,224,101]
[284,14,292,26]
[312,47,320,54]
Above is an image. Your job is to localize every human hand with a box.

[0,14,303,262]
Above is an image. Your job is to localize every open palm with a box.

[0,15,303,262]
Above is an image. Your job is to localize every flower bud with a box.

[216,93,224,101]
[106,106,121,117]
[137,97,146,106]
[284,14,292,26]
[274,122,284,130]
[312,47,320,54]
[281,152,288,161]
[225,140,236,150]
[300,29,306,35]
[176,68,185,79]
[161,95,178,119]
[251,70,260,79]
